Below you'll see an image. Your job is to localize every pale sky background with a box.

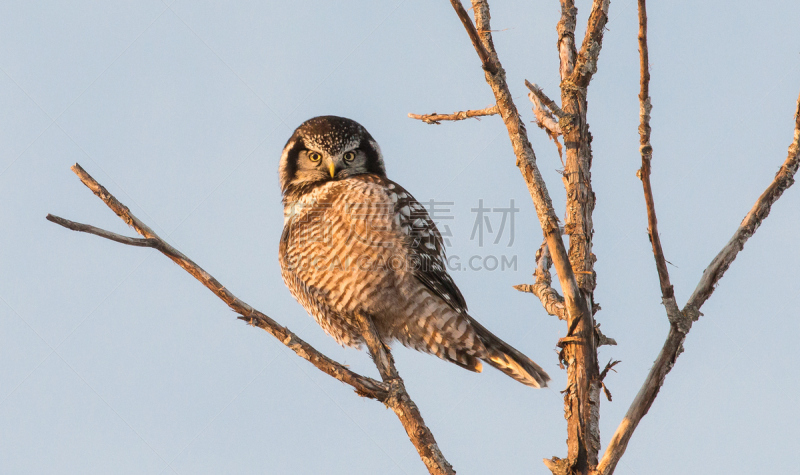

[1,1,799,474]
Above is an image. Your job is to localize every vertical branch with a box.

[557,0,578,81]
[634,0,677,306]
[557,0,606,472]
[451,1,604,472]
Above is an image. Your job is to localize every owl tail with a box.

[470,318,551,388]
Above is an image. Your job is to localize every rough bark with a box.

[556,1,610,471]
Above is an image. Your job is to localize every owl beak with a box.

[328,162,336,178]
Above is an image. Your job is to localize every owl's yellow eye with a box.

[343,151,356,162]
[308,151,322,162]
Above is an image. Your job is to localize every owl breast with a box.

[279,175,420,347]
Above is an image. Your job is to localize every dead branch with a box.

[525,80,568,121]
[49,163,455,475]
[450,2,598,473]
[529,93,562,136]
[632,0,675,308]
[355,313,455,475]
[515,240,566,320]
[448,0,497,74]
[451,0,590,328]
[408,105,498,124]
[526,81,565,163]
[557,1,578,81]
[572,0,610,89]
[596,82,800,475]
[553,0,610,469]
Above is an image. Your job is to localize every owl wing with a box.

[382,178,468,314]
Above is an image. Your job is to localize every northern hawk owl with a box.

[279,116,550,388]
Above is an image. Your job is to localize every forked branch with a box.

[48,164,454,475]
[595,3,800,472]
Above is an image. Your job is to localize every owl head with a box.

[279,116,386,200]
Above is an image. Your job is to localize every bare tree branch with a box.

[557,0,578,81]
[449,0,590,326]
[596,83,800,475]
[525,80,568,121]
[554,0,606,469]
[525,81,566,163]
[46,214,159,248]
[632,0,676,308]
[572,0,610,89]
[49,163,458,475]
[515,240,566,320]
[449,2,598,473]
[355,313,455,475]
[408,105,498,124]
[448,0,498,74]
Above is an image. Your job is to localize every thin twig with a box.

[449,0,498,74]
[49,164,458,475]
[596,86,800,475]
[408,105,498,124]
[47,190,388,402]
[515,239,566,320]
[632,0,675,305]
[525,80,568,120]
[45,214,160,248]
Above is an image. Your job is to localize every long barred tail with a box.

[470,317,551,388]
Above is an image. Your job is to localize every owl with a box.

[278,116,550,388]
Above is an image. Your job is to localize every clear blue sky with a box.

[1,1,798,474]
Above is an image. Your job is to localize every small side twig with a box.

[408,105,498,124]
[525,80,568,120]
[527,87,564,164]
[515,239,566,320]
